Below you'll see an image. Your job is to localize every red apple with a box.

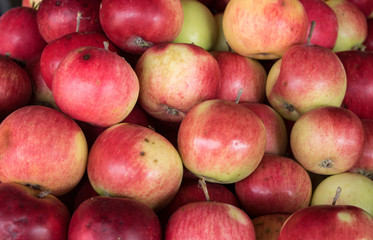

[165,201,256,240]
[177,99,266,184]
[211,51,267,103]
[36,0,102,43]
[363,18,373,51]
[0,7,46,63]
[69,196,161,240]
[347,0,373,18]
[290,106,365,175]
[0,182,70,240]
[337,50,373,120]
[99,0,184,55]
[52,46,139,127]
[278,205,373,239]
[87,123,184,210]
[135,43,220,122]
[235,154,312,217]
[0,105,88,196]
[0,56,32,120]
[252,214,290,240]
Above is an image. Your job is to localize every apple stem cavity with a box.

[306,21,316,45]
[331,186,342,205]
[320,158,334,169]
[37,189,52,198]
[134,37,153,48]
[235,88,244,104]
[166,106,180,116]
[198,177,211,202]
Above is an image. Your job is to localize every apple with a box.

[363,18,373,51]
[278,205,373,239]
[0,7,46,63]
[87,123,184,210]
[211,51,267,103]
[52,46,139,127]
[69,196,161,240]
[173,0,217,51]
[40,31,118,91]
[346,0,373,18]
[0,182,70,240]
[0,105,88,196]
[240,103,288,156]
[336,50,373,120]
[311,172,373,216]
[99,0,183,55]
[211,13,230,52]
[235,154,312,217]
[22,0,43,9]
[36,0,102,43]
[177,99,266,184]
[222,0,309,59]
[252,214,290,240]
[298,0,338,49]
[326,0,368,52]
[165,201,256,240]
[290,106,365,175]
[0,56,32,120]
[135,43,220,122]
[266,42,347,121]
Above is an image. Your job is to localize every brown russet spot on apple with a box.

[140,151,145,156]
[144,138,149,142]
[153,159,158,163]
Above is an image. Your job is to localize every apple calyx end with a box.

[320,159,334,169]
[134,37,153,48]
[37,189,52,198]
[166,106,182,117]
[283,102,295,113]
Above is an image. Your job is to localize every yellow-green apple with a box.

[22,0,42,9]
[135,43,220,122]
[336,50,373,120]
[36,0,102,43]
[165,201,256,240]
[100,0,183,55]
[0,7,46,63]
[68,196,161,240]
[266,43,347,121]
[235,154,312,217]
[222,0,309,60]
[173,0,217,51]
[252,214,290,240]
[211,51,267,103]
[0,182,70,240]
[211,13,230,52]
[349,119,373,179]
[290,106,365,175]
[177,99,266,184]
[298,0,338,49]
[311,172,373,216]
[346,0,373,18]
[87,123,184,210]
[326,0,368,52]
[240,103,288,155]
[278,205,373,239]
[0,105,88,196]
[363,18,373,51]
[40,31,118,91]
[52,46,139,127]
[0,56,32,120]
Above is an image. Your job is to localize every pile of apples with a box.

[1,0,373,239]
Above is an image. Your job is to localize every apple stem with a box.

[307,21,316,45]
[198,177,210,202]
[235,88,243,104]
[33,1,41,9]
[331,186,342,205]
[76,12,82,32]
[37,189,51,198]
[103,41,109,51]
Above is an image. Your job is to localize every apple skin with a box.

[0,7,47,63]
[252,214,290,240]
[0,56,32,120]
[165,201,256,240]
[211,13,230,52]
[235,154,312,218]
[52,46,139,127]
[298,0,338,49]
[69,196,162,240]
[40,31,118,91]
[278,205,373,239]
[36,0,102,43]
[0,105,88,196]
[177,99,266,184]
[211,51,267,103]
[135,43,220,122]
[311,172,373,216]
[346,0,373,18]
[240,103,288,155]
[363,18,373,51]
[222,0,309,60]
[22,0,43,9]
[326,0,368,52]
[290,106,365,175]
[266,43,347,121]
[0,182,70,240]
[100,0,183,55]
[336,50,373,120]
[87,123,184,210]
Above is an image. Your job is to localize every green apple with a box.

[211,13,230,52]
[173,0,218,51]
